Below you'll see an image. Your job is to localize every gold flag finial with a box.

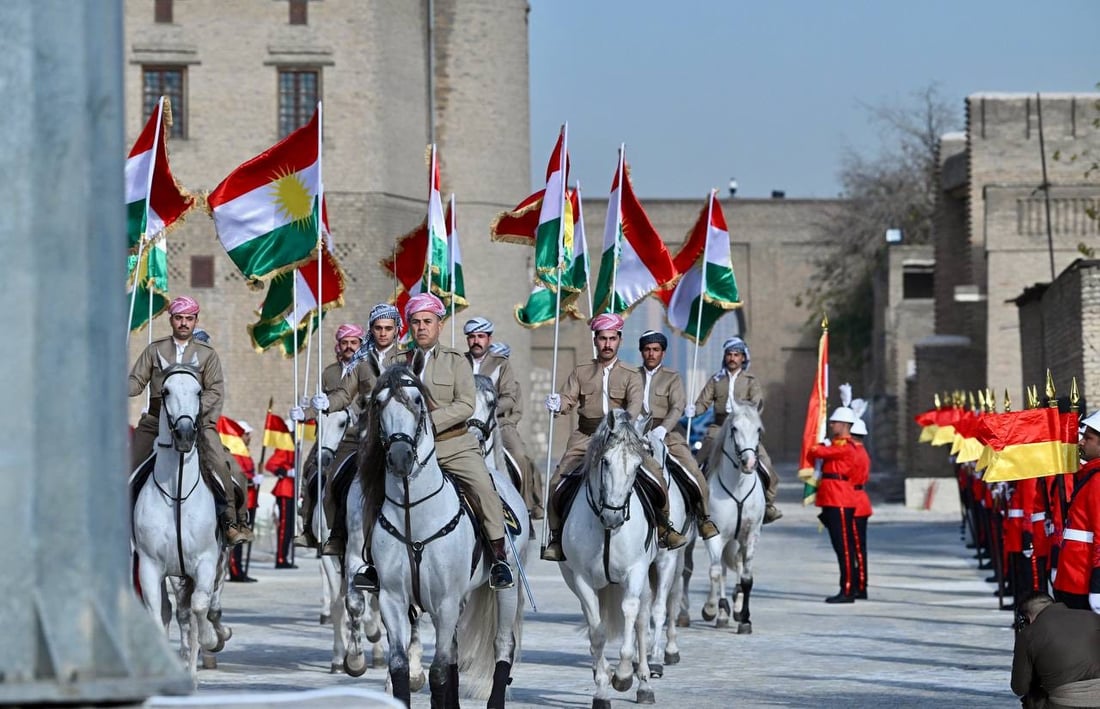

[821,313,829,330]
[986,388,995,413]
[1025,385,1037,409]
[1071,377,1080,412]
[1045,369,1058,407]
[978,389,987,411]
[1004,388,1012,413]
[934,393,941,408]
[968,391,976,411]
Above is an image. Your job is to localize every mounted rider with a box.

[128,296,253,546]
[636,330,719,540]
[355,293,515,592]
[541,313,688,562]
[691,336,783,524]
[463,316,541,519]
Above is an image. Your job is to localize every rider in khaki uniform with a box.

[692,336,782,524]
[636,330,719,540]
[128,296,253,546]
[354,293,514,592]
[541,313,688,562]
[463,316,542,519]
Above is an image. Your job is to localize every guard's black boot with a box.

[489,538,515,590]
[824,592,855,604]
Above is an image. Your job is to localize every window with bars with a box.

[154,0,172,23]
[289,0,308,25]
[278,68,320,138]
[142,67,186,139]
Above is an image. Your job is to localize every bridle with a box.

[158,367,200,449]
[586,454,636,530]
[377,379,439,505]
[467,397,498,457]
[153,366,203,578]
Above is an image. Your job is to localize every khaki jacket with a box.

[467,352,522,426]
[695,369,763,414]
[128,337,223,427]
[386,344,475,435]
[639,366,687,432]
[303,359,377,442]
[557,359,643,422]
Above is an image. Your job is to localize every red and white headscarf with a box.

[169,296,200,315]
[589,312,625,333]
[404,292,446,321]
[334,323,366,355]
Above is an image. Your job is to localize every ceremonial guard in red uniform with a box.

[850,408,873,600]
[1052,411,1100,612]
[271,424,298,569]
[808,404,861,603]
[229,421,260,582]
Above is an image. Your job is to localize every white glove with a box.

[1090,593,1100,614]
[253,475,264,487]
[311,393,331,412]
[289,405,306,422]
[1051,568,1058,585]
[1045,520,1055,537]
[651,425,667,441]
[1022,547,1034,559]
[285,469,296,479]
[685,405,697,418]
[545,394,561,413]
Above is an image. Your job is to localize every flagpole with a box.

[575,181,597,360]
[314,100,326,550]
[541,123,568,552]
[449,193,457,347]
[608,144,625,314]
[127,96,165,346]
[125,237,145,346]
[290,272,301,566]
[686,189,714,440]
[427,144,436,298]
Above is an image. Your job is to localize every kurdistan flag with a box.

[514,186,589,328]
[446,194,468,314]
[208,105,323,282]
[564,186,591,297]
[423,144,450,297]
[591,148,677,314]
[658,190,740,343]
[533,126,577,291]
[126,236,169,331]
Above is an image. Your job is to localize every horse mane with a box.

[581,409,647,476]
[473,373,496,397]
[357,365,436,488]
[707,399,763,473]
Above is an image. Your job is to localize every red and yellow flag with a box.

[217,416,254,475]
[262,411,296,473]
[797,320,829,505]
[976,408,1078,482]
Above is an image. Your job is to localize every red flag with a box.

[797,323,829,505]
[216,416,254,475]
[975,408,1075,482]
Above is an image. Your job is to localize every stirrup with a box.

[489,560,515,590]
[352,565,379,593]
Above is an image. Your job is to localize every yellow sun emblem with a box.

[271,169,315,224]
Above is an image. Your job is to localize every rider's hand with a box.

[651,426,667,442]
[684,405,696,418]
[311,393,331,412]
[1090,593,1100,615]
[545,394,561,413]
[289,405,306,422]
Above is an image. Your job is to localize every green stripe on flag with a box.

[226,201,319,280]
[127,200,147,250]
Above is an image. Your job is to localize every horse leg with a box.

[191,559,219,654]
[628,575,655,704]
[342,581,367,676]
[715,541,736,628]
[408,609,426,692]
[570,577,611,709]
[705,540,724,624]
[429,598,461,709]
[207,552,231,651]
[676,538,693,628]
[737,535,758,635]
[136,558,166,630]
[368,593,385,666]
[173,578,193,663]
[379,596,413,707]
[665,552,684,665]
[488,583,521,709]
[649,552,675,679]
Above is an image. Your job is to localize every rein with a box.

[717,441,759,540]
[154,367,204,578]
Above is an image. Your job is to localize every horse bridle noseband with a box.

[377,381,440,506]
[586,459,634,529]
[157,368,200,448]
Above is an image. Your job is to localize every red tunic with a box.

[1053,458,1100,596]
[809,436,860,509]
[1004,481,1025,554]
[272,472,296,499]
[851,440,873,518]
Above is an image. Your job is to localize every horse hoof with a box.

[410,671,426,692]
[718,598,731,615]
[737,622,753,635]
[700,605,716,622]
[664,651,680,665]
[611,673,633,692]
[217,626,232,642]
[201,654,217,670]
[637,688,656,704]
[210,636,226,654]
[330,662,342,674]
[715,617,729,629]
[649,663,663,679]
[592,699,612,709]
[733,611,743,622]
[367,628,382,644]
[343,654,367,678]
[675,611,690,627]
[319,613,331,625]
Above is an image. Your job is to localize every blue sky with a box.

[528,1,1099,199]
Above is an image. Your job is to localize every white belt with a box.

[1030,512,1046,523]
[1063,529,1095,543]
[1006,509,1025,518]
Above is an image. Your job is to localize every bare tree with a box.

[798,85,960,369]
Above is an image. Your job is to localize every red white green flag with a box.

[798,320,830,505]
[208,105,323,282]
[423,145,450,297]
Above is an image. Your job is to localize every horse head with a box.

[317,408,354,469]
[468,374,497,445]
[156,352,201,453]
[724,399,763,473]
[370,365,433,480]
[584,409,648,530]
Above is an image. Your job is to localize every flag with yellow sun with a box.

[208,107,323,281]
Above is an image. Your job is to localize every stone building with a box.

[124,0,533,445]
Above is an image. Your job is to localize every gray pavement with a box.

[155,479,1017,708]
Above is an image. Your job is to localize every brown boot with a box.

[294,529,318,548]
[225,524,252,546]
[764,504,783,524]
[321,533,345,556]
[541,530,566,562]
[698,516,720,540]
[658,520,688,550]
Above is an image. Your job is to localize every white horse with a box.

[645,435,701,677]
[132,357,225,678]
[701,400,766,634]
[368,364,527,708]
[557,409,657,708]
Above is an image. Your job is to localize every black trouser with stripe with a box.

[854,515,868,594]
[275,495,295,566]
[819,507,859,597]
[229,507,257,579]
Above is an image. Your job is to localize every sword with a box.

[505,531,537,612]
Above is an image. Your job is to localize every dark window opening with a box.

[278,68,320,138]
[289,0,308,25]
[142,67,186,139]
[903,267,934,299]
[154,0,172,23]
[190,256,214,289]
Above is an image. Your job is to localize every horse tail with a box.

[457,582,500,699]
[597,584,626,643]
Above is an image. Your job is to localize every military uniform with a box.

[1053,457,1100,610]
[850,438,872,598]
[694,369,781,517]
[128,336,246,536]
[228,452,258,581]
[809,435,861,601]
[639,364,717,538]
[467,351,541,518]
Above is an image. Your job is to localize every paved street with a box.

[158,479,1017,708]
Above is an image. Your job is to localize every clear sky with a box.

[528,0,1099,199]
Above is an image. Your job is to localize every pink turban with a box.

[169,296,200,315]
[334,323,365,342]
[404,292,446,321]
[590,312,625,333]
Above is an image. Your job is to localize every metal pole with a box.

[608,144,625,313]
[449,193,457,347]
[315,101,326,551]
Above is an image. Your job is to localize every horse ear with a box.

[411,349,426,378]
[366,353,382,379]
[634,414,650,437]
[605,410,616,431]
[156,351,171,370]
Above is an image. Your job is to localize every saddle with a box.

[128,451,228,516]
[665,455,704,513]
[551,466,662,536]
